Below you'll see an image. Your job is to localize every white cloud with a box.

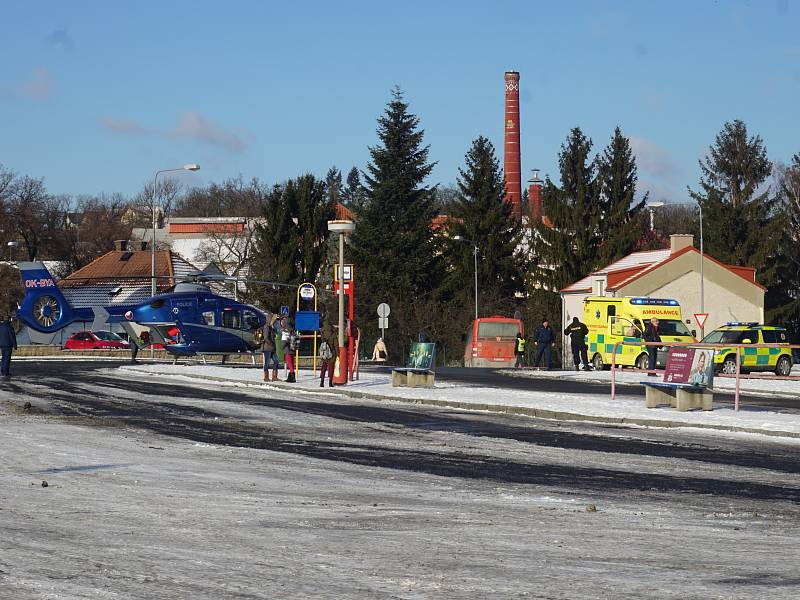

[169,112,249,154]
[630,136,678,181]
[100,111,252,154]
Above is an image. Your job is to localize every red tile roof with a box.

[169,222,245,234]
[335,202,355,221]
[61,250,174,289]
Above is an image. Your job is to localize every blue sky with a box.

[1,0,798,204]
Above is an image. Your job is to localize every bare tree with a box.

[194,219,259,279]
[0,164,14,200]
[0,263,24,319]
[0,164,17,252]
[173,176,265,217]
[6,175,68,261]
[130,179,185,227]
[61,193,133,271]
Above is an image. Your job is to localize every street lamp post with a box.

[645,201,665,231]
[327,220,355,384]
[453,236,479,320]
[151,164,200,297]
[698,203,704,324]
[7,241,21,262]
[647,201,705,335]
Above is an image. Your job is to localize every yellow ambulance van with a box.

[583,296,696,370]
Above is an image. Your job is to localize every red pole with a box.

[611,342,620,400]
[347,289,354,381]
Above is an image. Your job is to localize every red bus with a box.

[463,317,523,367]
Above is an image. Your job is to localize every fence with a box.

[610,340,800,411]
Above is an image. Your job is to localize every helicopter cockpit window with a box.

[242,309,259,331]
[222,309,241,329]
[150,299,165,309]
[202,311,215,326]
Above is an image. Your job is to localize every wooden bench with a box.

[392,342,436,388]
[641,381,712,411]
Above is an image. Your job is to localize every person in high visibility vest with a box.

[515,332,526,368]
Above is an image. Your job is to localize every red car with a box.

[64,330,131,350]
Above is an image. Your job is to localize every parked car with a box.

[64,330,131,350]
[700,322,794,376]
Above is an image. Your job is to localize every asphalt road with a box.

[4,360,800,496]
[363,364,800,413]
[2,359,800,598]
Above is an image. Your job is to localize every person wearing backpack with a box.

[280,317,298,383]
[318,322,337,387]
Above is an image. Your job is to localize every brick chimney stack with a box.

[504,71,522,220]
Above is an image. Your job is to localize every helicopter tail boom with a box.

[17,262,87,333]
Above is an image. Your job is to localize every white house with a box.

[560,234,766,367]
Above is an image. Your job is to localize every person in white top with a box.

[371,337,388,362]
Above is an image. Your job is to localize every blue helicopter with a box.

[17,261,280,357]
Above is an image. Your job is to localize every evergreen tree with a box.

[251,183,297,308]
[445,136,525,310]
[770,153,800,328]
[349,88,440,340]
[290,174,335,283]
[531,127,601,292]
[596,127,647,265]
[251,174,335,309]
[342,166,366,211]
[689,120,780,288]
[325,167,343,208]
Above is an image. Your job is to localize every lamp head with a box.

[327,220,356,233]
[183,163,201,171]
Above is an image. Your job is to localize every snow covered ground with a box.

[119,364,800,439]
[3,361,800,598]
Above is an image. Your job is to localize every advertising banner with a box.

[663,347,714,388]
[408,342,436,370]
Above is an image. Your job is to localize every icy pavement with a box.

[2,361,800,598]
[119,364,800,439]
[502,364,800,396]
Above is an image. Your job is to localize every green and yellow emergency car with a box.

[700,323,795,376]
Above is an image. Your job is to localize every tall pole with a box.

[151,165,200,297]
[473,245,478,320]
[699,203,704,335]
[338,231,345,352]
[151,171,159,298]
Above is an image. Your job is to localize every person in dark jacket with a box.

[262,315,279,382]
[564,316,590,371]
[318,322,338,388]
[0,317,18,379]
[514,332,526,368]
[533,319,556,369]
[643,318,662,375]
[279,317,297,383]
